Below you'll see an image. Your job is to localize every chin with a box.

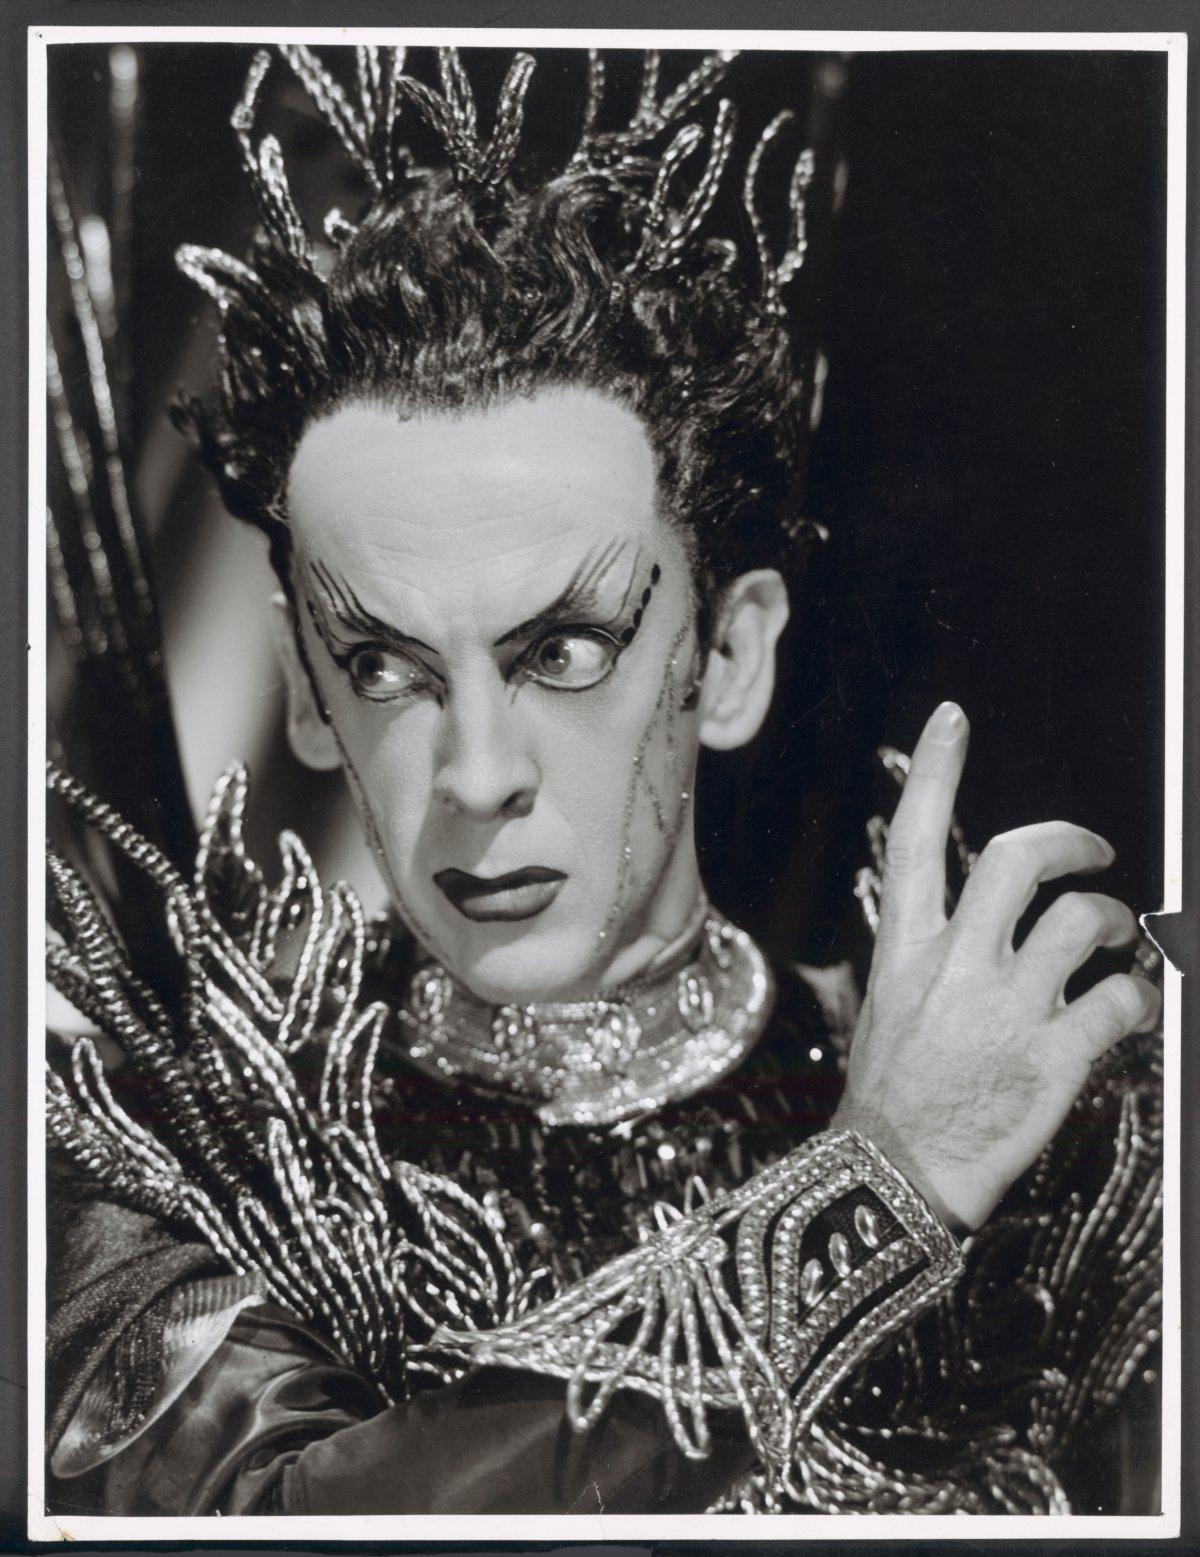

[440,922,607,1005]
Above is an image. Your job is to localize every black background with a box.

[716,49,1168,964]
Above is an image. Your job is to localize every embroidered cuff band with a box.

[433,1129,964,1475]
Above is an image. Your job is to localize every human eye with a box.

[519,631,620,692]
[344,645,435,704]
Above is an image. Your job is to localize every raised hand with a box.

[831,701,1161,1233]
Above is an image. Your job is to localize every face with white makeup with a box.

[275,387,789,1005]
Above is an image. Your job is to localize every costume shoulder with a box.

[963,1025,1162,1460]
[46,764,532,1434]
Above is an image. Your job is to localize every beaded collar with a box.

[396,903,774,1128]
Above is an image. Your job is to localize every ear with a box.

[269,592,342,772]
[697,569,790,752]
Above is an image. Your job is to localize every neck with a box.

[589,819,706,996]
[396,901,774,1127]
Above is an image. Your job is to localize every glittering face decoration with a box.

[284,389,707,1004]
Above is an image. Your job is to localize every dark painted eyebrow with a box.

[492,540,634,648]
[303,559,440,659]
[302,543,639,661]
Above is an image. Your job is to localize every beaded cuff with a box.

[433,1129,963,1477]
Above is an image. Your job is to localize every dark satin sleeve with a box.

[92,1304,754,1515]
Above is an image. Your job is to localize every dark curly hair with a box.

[174,46,825,643]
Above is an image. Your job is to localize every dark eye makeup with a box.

[344,645,438,702]
[510,626,623,693]
[304,556,663,707]
[338,624,622,704]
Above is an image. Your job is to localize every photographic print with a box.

[29,27,1184,1538]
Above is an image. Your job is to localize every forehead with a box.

[286,389,675,627]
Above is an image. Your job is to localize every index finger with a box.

[880,701,970,943]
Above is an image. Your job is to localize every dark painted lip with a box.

[433,866,568,923]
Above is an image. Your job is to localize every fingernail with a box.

[932,701,965,735]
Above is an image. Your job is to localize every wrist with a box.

[830,1102,973,1237]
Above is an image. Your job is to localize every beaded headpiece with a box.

[180,46,817,324]
[174,46,835,574]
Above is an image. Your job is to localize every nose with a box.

[432,677,539,822]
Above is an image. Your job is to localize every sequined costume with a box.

[44,763,1163,1516]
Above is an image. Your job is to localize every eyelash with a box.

[509,625,623,692]
[336,644,441,704]
[336,624,628,705]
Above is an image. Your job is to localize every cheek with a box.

[325,694,439,867]
[533,628,699,881]
[627,626,697,825]
[532,681,641,828]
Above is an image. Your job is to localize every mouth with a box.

[433,865,567,923]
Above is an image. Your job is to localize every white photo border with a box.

[26,23,1187,1543]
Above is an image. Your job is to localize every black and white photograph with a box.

[29,25,1184,1537]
